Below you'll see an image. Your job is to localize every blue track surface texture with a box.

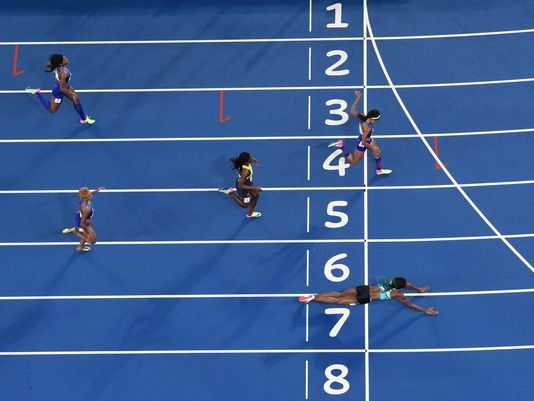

[0,1,533,400]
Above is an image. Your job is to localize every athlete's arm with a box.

[91,187,105,195]
[393,292,439,315]
[79,206,90,228]
[58,70,71,94]
[405,282,430,293]
[349,90,364,119]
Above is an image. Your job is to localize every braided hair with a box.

[356,108,381,122]
[230,152,251,172]
[44,54,64,72]
[380,277,407,290]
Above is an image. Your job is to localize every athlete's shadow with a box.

[84,224,244,399]
[369,306,424,346]
[213,154,234,186]
[0,252,77,358]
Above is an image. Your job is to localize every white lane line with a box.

[370,77,534,89]
[0,287,532,301]
[307,95,312,130]
[0,27,531,46]
[0,127,532,143]
[308,0,313,32]
[0,37,364,46]
[0,232,533,247]
[308,47,312,80]
[306,249,310,287]
[307,146,311,180]
[362,3,371,401]
[0,349,366,356]
[305,360,309,399]
[1,85,367,94]
[370,28,534,40]
[306,196,311,233]
[365,12,534,273]
[3,76,533,94]
[2,179,534,194]
[0,344,532,357]
[371,344,534,353]
[405,288,534,297]
[305,304,310,343]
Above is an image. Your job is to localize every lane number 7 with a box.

[325,307,350,337]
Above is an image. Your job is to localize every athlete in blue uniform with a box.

[218,152,262,218]
[299,277,438,315]
[62,186,105,252]
[26,54,95,124]
[329,90,391,175]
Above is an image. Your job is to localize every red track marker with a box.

[12,45,25,77]
[433,136,448,170]
[219,90,231,123]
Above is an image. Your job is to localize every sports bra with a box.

[240,163,253,181]
[54,66,71,83]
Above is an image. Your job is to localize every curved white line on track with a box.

[364,11,533,273]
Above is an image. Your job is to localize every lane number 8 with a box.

[324,364,350,395]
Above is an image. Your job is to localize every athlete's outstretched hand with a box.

[425,307,439,316]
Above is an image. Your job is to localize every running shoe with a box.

[80,116,96,125]
[298,295,315,303]
[62,227,77,234]
[376,169,393,175]
[246,211,262,218]
[328,139,344,148]
[25,87,41,95]
[218,188,234,195]
[76,246,92,252]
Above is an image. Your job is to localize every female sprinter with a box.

[26,54,95,124]
[299,277,438,315]
[62,186,105,252]
[219,152,262,218]
[329,90,391,175]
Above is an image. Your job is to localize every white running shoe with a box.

[376,169,393,175]
[298,295,315,303]
[328,140,344,148]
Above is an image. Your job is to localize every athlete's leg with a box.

[229,193,248,208]
[48,97,61,113]
[371,141,392,175]
[247,192,259,216]
[27,87,62,113]
[315,287,356,305]
[348,150,364,165]
[64,88,95,124]
[84,226,97,244]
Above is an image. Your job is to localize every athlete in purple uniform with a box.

[26,54,95,124]
[329,90,391,175]
[62,186,105,252]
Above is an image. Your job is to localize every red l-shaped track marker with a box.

[433,136,448,170]
[219,90,232,123]
[12,45,26,77]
